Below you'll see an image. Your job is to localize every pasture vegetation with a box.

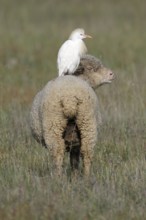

[0,0,146,219]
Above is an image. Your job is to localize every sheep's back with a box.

[42,76,98,119]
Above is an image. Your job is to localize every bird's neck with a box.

[72,40,87,55]
[70,37,82,42]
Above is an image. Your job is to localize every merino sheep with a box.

[30,54,114,177]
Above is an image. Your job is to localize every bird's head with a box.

[69,28,92,41]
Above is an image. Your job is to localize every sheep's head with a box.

[74,54,115,89]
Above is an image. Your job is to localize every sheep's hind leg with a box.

[77,117,98,177]
[53,145,65,176]
[82,152,93,177]
[46,136,65,177]
[43,118,66,176]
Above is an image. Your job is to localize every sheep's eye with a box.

[95,67,99,71]
[95,65,102,72]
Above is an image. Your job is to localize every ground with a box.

[0,0,146,219]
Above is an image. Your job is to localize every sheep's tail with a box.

[61,96,81,118]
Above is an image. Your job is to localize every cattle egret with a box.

[57,28,92,76]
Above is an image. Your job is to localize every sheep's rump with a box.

[30,75,99,150]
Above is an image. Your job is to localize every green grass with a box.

[0,0,146,219]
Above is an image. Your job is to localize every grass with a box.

[0,0,146,219]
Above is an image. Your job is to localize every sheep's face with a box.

[88,66,115,88]
[75,55,115,89]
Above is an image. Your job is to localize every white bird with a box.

[57,28,92,76]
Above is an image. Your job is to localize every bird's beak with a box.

[84,34,92,39]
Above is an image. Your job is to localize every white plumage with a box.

[57,28,92,76]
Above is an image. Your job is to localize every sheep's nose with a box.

[109,71,114,78]
[109,71,114,76]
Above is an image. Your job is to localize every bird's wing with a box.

[57,40,79,76]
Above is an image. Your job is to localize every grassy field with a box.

[0,0,146,219]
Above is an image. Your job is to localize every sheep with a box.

[30,54,114,177]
